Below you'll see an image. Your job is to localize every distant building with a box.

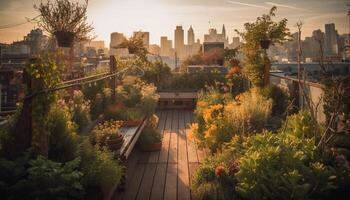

[174,26,185,58]
[110,32,127,56]
[203,42,224,53]
[160,36,173,57]
[133,31,150,49]
[325,23,339,56]
[204,25,228,47]
[231,37,240,48]
[188,26,195,45]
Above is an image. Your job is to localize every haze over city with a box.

[0,0,348,45]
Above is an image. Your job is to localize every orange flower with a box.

[215,165,226,177]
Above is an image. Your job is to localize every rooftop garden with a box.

[0,1,349,200]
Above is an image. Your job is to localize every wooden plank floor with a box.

[113,109,206,200]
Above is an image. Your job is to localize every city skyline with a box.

[0,0,348,46]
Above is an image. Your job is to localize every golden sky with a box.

[0,0,348,46]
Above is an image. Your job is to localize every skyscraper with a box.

[174,26,184,57]
[160,36,172,57]
[188,26,194,45]
[325,23,338,55]
[222,24,226,39]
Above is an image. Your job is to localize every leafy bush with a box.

[48,102,79,162]
[138,126,162,146]
[191,88,272,152]
[79,141,123,196]
[0,153,84,200]
[284,110,322,140]
[233,132,341,200]
[260,85,289,116]
[26,156,84,199]
[192,111,350,200]
[68,90,91,134]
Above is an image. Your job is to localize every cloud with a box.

[265,2,311,12]
[227,1,269,9]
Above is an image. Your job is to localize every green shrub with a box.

[47,103,79,162]
[233,131,340,200]
[284,110,322,140]
[0,153,84,200]
[260,85,289,116]
[26,156,84,199]
[79,141,123,195]
[138,126,162,146]
[68,90,91,134]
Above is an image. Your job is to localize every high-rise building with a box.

[174,26,184,57]
[325,23,338,55]
[133,31,150,49]
[222,24,226,39]
[160,36,172,57]
[188,26,195,45]
[110,32,126,56]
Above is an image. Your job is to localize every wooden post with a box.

[110,55,117,102]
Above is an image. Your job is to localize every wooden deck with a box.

[113,109,208,200]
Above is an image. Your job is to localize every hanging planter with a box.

[54,31,75,47]
[260,39,271,50]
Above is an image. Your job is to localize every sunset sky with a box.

[0,0,348,46]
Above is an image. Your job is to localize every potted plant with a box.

[35,0,93,47]
[91,120,124,151]
[138,126,162,152]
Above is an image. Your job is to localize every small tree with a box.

[236,6,290,88]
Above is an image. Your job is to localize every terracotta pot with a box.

[140,142,162,152]
[107,134,124,151]
[122,120,142,127]
[54,31,74,47]
[260,39,271,50]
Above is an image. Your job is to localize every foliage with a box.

[47,102,79,162]
[191,88,272,152]
[68,90,91,134]
[0,105,23,158]
[142,60,172,86]
[26,156,84,199]
[0,153,84,200]
[35,0,93,42]
[27,55,62,156]
[91,120,122,145]
[232,131,345,200]
[202,48,224,65]
[79,141,123,194]
[260,84,289,116]
[138,126,162,146]
[116,33,148,59]
[284,111,322,140]
[192,111,350,200]
[192,156,236,200]
[236,6,290,87]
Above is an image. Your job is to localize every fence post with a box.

[110,55,117,101]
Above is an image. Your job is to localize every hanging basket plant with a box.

[54,31,75,47]
[35,0,94,47]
